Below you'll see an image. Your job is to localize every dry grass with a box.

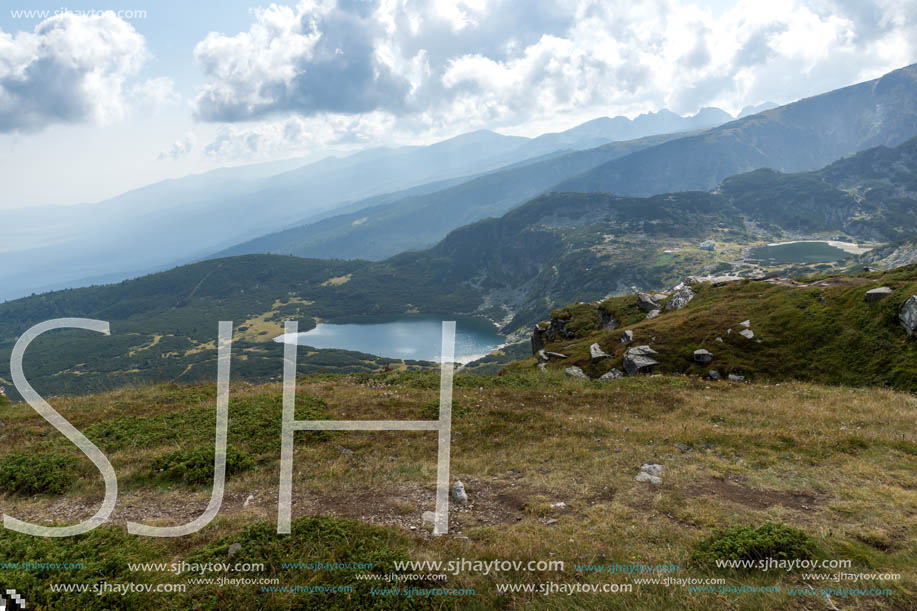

[0,371,914,609]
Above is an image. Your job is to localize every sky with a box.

[0,0,914,209]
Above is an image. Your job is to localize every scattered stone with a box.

[866,287,893,302]
[590,343,610,362]
[739,329,755,339]
[599,369,624,381]
[451,481,469,505]
[637,292,666,312]
[537,362,547,371]
[693,349,714,363]
[900,296,917,336]
[565,366,588,379]
[635,463,663,484]
[545,518,559,525]
[740,320,751,328]
[228,543,242,559]
[699,240,715,251]
[623,346,659,376]
[621,330,634,344]
[666,284,695,310]
[551,502,567,509]
[422,511,437,526]
[645,309,661,320]
[715,336,724,343]
[243,494,255,508]
[708,370,721,380]
[675,442,691,453]
[545,352,568,360]
[728,374,745,382]
[536,349,548,363]
[336,445,354,455]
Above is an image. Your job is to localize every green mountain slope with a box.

[3,138,917,398]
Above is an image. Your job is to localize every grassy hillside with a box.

[517,265,917,391]
[0,370,913,609]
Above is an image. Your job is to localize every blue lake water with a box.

[275,315,504,363]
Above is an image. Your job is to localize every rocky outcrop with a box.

[637,292,667,313]
[530,315,579,354]
[665,284,695,310]
[693,349,713,363]
[623,345,659,375]
[865,287,893,302]
[900,295,917,336]
[686,275,743,286]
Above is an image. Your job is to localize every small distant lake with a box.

[747,240,871,264]
[274,315,504,363]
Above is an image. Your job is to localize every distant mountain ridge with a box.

[3,137,917,397]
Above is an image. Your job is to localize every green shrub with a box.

[150,446,254,486]
[691,522,819,567]
[422,399,469,419]
[0,453,76,495]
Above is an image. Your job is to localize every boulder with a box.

[451,481,469,505]
[599,369,624,381]
[708,369,722,380]
[645,309,661,320]
[666,284,695,310]
[623,346,659,375]
[740,320,751,328]
[693,349,714,363]
[901,296,917,336]
[621,330,634,344]
[637,292,666,313]
[545,352,568,360]
[635,463,663,484]
[590,343,610,362]
[565,366,588,379]
[865,287,893,302]
[739,329,755,339]
[715,336,724,343]
[728,374,745,382]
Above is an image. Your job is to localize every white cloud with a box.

[131,77,182,114]
[0,11,149,132]
[158,132,196,161]
[195,0,917,158]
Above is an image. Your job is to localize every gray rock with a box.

[600,310,619,330]
[623,346,659,375]
[621,330,634,344]
[675,442,692,453]
[900,295,917,336]
[451,481,469,505]
[536,349,548,363]
[590,343,610,362]
[728,374,745,382]
[715,336,724,343]
[637,292,665,312]
[635,463,663,484]
[666,285,695,310]
[228,543,242,558]
[243,494,255,507]
[693,349,713,363]
[740,320,751,328]
[565,366,588,379]
[545,352,568,360]
[708,370,721,380]
[866,287,893,302]
[739,329,755,339]
[699,240,715,251]
[645,309,661,320]
[537,362,547,371]
[635,472,662,484]
[599,369,624,381]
